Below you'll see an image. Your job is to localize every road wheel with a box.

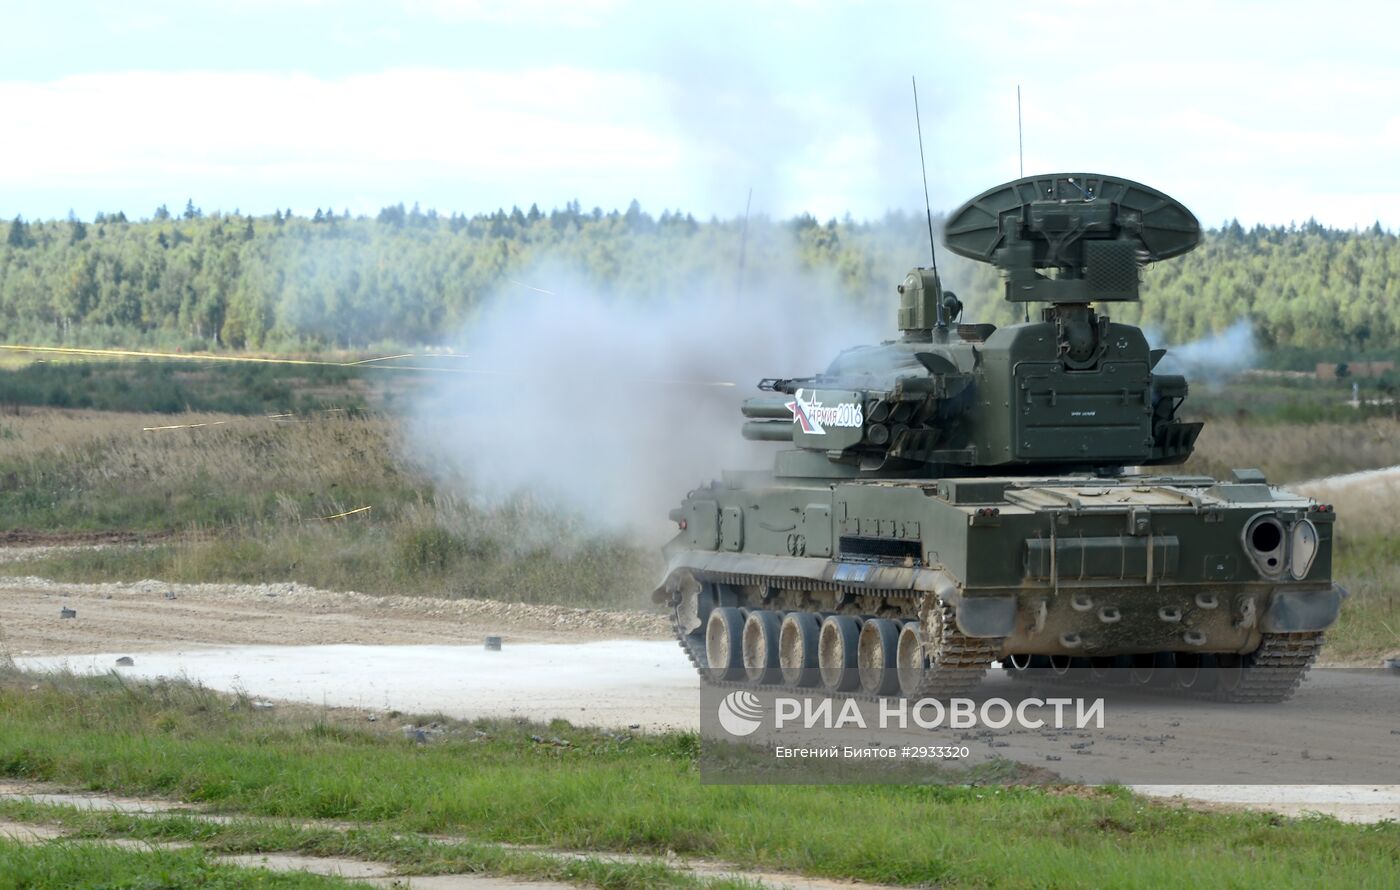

[705,607,746,682]
[742,610,783,685]
[857,618,901,695]
[818,615,863,692]
[779,612,821,687]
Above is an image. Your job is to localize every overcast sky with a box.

[2,0,1397,227]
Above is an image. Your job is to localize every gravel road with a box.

[0,573,668,658]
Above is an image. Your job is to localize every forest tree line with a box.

[2,201,1397,365]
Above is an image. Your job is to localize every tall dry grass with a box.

[1183,416,1400,484]
[1295,472,1400,541]
[0,409,397,504]
[0,408,661,607]
[1288,470,1400,662]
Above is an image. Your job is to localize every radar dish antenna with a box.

[942,173,1201,304]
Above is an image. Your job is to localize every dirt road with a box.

[0,573,668,657]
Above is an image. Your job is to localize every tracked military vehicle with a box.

[656,173,1343,703]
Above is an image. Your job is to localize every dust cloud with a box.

[404,247,888,540]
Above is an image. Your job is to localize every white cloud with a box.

[0,67,683,215]
[3,5,1400,230]
[0,65,914,221]
[1005,59,1400,228]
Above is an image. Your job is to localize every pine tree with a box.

[6,216,28,248]
[377,204,405,227]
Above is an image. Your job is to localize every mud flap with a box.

[950,595,1018,638]
[652,567,699,606]
[650,575,674,604]
[1261,585,1345,633]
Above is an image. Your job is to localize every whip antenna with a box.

[911,76,938,276]
[911,75,944,329]
[1020,85,1030,325]
[1017,84,1024,178]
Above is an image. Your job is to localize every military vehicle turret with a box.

[656,173,1342,702]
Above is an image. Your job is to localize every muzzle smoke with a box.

[1151,319,1257,382]
[405,251,886,540]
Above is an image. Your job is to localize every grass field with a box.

[0,841,361,890]
[0,359,373,415]
[1185,372,1400,425]
[1182,415,1400,483]
[1323,538,1400,661]
[0,409,658,608]
[0,803,755,890]
[0,672,1396,890]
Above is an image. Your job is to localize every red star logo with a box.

[786,390,820,433]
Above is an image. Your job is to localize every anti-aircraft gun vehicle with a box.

[656,173,1343,702]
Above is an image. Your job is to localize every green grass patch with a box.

[0,838,362,889]
[1327,536,1400,661]
[0,802,758,890]
[0,673,1395,889]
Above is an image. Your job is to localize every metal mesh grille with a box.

[1084,239,1139,296]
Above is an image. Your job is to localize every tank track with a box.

[667,572,1001,701]
[666,571,1320,704]
[901,598,1002,698]
[1004,631,1323,703]
[1214,631,1323,703]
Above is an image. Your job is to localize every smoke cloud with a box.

[404,239,889,542]
[1150,319,1257,383]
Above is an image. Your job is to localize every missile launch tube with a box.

[742,421,795,442]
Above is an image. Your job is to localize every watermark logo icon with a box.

[717,690,765,737]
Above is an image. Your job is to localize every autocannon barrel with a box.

[742,420,794,442]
